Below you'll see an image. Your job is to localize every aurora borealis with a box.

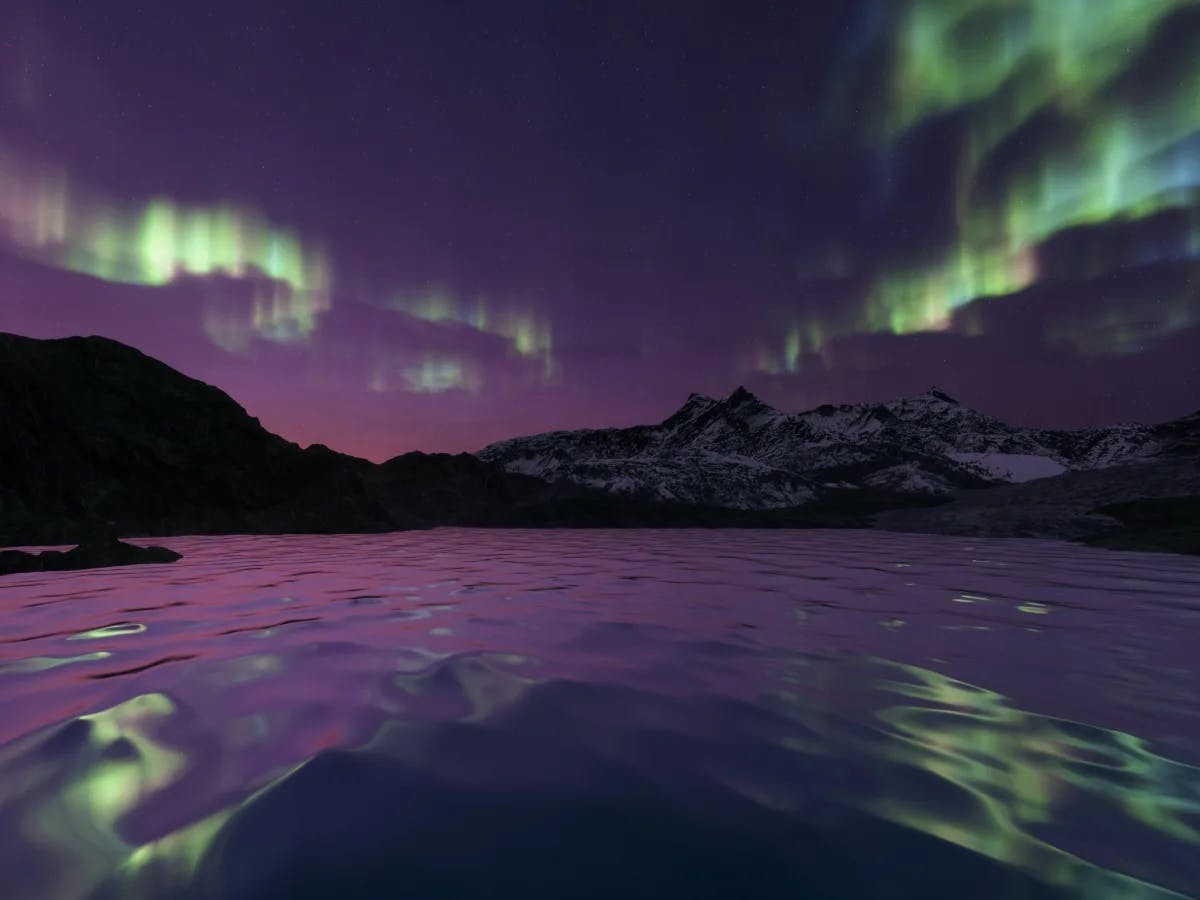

[0,1,1198,457]
[855,0,1200,344]
[0,147,333,352]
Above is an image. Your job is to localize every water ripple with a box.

[0,529,1195,899]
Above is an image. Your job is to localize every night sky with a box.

[1,1,1198,460]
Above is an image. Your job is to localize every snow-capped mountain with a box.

[478,387,1190,510]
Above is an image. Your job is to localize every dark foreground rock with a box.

[0,539,182,576]
[1083,496,1200,555]
[0,332,401,544]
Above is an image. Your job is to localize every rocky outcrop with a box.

[0,539,181,576]
[1084,496,1200,555]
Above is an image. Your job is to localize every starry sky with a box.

[1,1,1198,459]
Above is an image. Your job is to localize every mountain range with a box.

[480,386,1198,509]
[0,333,853,546]
[0,332,1196,554]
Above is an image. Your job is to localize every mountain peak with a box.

[661,391,718,426]
[720,386,785,426]
[916,387,959,405]
[726,386,761,406]
[680,391,717,409]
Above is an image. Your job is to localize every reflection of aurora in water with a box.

[759,0,1200,374]
[1,654,543,900]
[14,658,1197,899]
[0,531,1197,898]
[764,657,1200,899]
[0,693,227,900]
[865,661,1197,898]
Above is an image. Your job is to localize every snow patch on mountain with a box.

[948,452,1066,483]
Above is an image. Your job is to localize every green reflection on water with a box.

[10,651,1197,900]
[865,661,1199,898]
[65,694,184,826]
[11,692,259,900]
[0,651,111,674]
[14,694,196,899]
[67,622,147,641]
[110,807,235,900]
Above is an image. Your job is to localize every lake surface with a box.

[0,529,1198,899]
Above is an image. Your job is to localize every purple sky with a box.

[1,2,1198,460]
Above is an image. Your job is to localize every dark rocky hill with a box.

[0,333,397,543]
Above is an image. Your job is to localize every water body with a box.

[0,530,1197,900]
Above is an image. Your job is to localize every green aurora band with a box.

[381,285,556,392]
[393,285,554,368]
[0,148,332,349]
[369,354,483,395]
[0,149,558,389]
[762,0,1200,374]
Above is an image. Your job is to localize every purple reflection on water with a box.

[0,530,1198,899]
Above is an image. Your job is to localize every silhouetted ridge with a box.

[4,333,1198,552]
[0,333,881,546]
